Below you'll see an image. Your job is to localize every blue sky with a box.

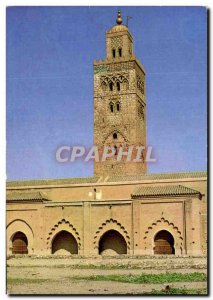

[6,6,207,180]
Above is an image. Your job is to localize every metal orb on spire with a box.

[116,10,122,25]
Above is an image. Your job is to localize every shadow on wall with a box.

[99,229,127,255]
[52,230,78,255]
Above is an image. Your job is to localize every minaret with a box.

[93,10,147,177]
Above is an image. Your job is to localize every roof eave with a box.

[131,192,202,200]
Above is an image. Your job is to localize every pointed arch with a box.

[7,219,34,255]
[93,218,131,252]
[143,217,183,255]
[102,129,128,145]
[52,230,78,255]
[46,219,81,252]
[100,74,129,88]
[99,230,127,255]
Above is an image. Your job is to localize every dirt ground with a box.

[6,256,208,295]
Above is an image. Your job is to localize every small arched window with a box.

[117,82,120,91]
[114,145,118,156]
[116,102,120,111]
[112,48,116,58]
[109,82,113,91]
[113,133,118,139]
[118,47,122,57]
[110,103,114,113]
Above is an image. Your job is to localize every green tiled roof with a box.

[6,191,50,202]
[107,171,207,182]
[6,176,100,187]
[131,185,201,198]
[6,171,207,188]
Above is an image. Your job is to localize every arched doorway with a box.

[99,230,127,255]
[52,230,78,255]
[154,230,175,254]
[12,231,28,254]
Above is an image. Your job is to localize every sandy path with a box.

[7,256,208,295]
[7,279,207,295]
[7,266,207,279]
[7,256,207,268]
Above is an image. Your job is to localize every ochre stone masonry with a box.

[6,11,207,257]
[94,12,146,176]
[6,171,207,256]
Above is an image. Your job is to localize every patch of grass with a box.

[72,272,207,284]
[144,288,208,295]
[9,264,143,270]
[113,288,208,295]
[52,264,138,270]
[70,264,141,270]
[7,278,48,285]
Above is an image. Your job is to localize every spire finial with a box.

[116,9,122,25]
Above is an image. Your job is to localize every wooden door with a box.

[154,230,174,254]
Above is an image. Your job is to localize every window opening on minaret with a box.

[116,102,120,111]
[117,82,120,91]
[114,145,118,156]
[110,103,114,112]
[112,48,116,58]
[113,133,117,139]
[109,82,113,91]
[118,47,122,57]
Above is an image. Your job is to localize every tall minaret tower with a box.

[94,10,146,176]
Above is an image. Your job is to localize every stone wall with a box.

[6,177,207,256]
[93,24,146,177]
